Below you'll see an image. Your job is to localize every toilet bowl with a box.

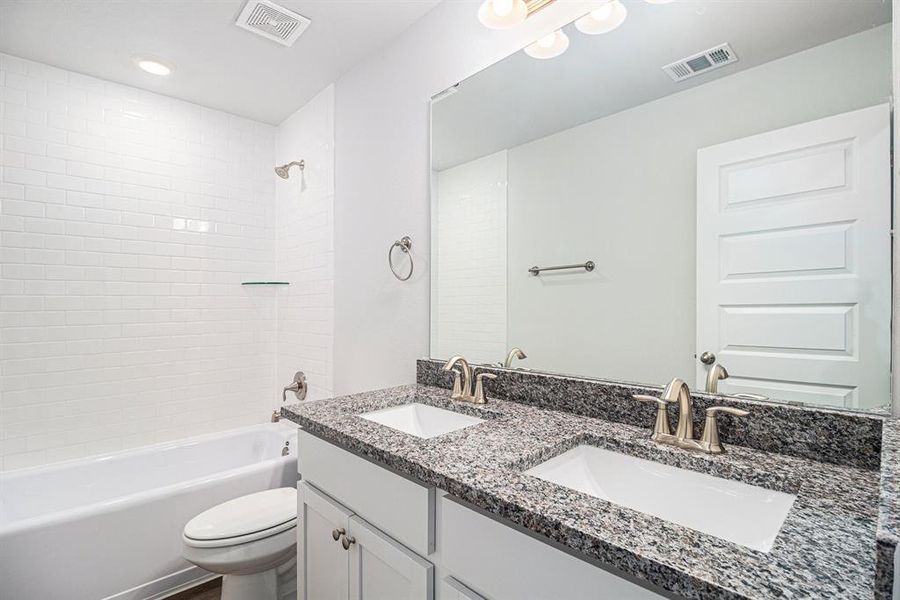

[182,487,298,600]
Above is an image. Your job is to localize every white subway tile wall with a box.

[275,86,335,401]
[431,151,508,365]
[0,53,281,470]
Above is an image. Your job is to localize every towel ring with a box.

[389,236,413,281]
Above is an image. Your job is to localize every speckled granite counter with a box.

[877,417,900,599]
[283,384,887,600]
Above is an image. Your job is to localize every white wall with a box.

[0,53,279,470]
[505,25,892,384]
[432,150,506,365]
[332,0,601,395]
[275,85,335,401]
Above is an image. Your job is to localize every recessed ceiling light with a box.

[134,56,174,76]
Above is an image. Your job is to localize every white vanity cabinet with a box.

[298,430,665,600]
[441,577,487,600]
[299,481,351,600]
[348,515,434,600]
[299,481,434,600]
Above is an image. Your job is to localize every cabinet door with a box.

[348,515,434,600]
[299,482,352,600]
[441,577,487,600]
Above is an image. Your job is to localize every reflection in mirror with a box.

[429,0,892,412]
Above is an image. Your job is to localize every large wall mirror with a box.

[429,0,893,412]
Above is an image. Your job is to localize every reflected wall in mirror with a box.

[429,0,893,412]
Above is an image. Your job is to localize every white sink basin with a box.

[524,445,795,552]
[359,403,484,439]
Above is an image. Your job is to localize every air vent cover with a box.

[663,43,738,82]
[235,0,311,47]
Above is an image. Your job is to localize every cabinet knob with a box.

[331,527,345,541]
[341,534,356,550]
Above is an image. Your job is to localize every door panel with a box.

[299,482,352,600]
[348,515,433,600]
[440,577,487,600]
[697,103,891,408]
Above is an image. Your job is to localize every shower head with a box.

[275,160,305,179]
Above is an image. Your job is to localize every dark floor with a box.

[167,577,222,600]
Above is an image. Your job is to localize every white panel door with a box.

[348,515,434,600]
[299,482,352,600]
[697,104,891,408]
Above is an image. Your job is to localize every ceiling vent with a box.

[662,43,738,82]
[235,0,311,47]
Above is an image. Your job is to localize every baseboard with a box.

[102,565,216,600]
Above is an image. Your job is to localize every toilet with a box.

[182,487,298,600]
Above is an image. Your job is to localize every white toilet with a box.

[182,487,298,600]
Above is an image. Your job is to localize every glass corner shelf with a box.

[241,281,290,286]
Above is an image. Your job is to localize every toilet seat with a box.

[183,487,297,549]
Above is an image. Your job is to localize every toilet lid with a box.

[184,487,297,541]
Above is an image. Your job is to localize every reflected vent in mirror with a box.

[663,43,738,82]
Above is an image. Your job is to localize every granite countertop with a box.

[284,384,884,600]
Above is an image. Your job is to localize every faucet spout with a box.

[503,347,527,368]
[705,363,729,393]
[443,356,473,399]
[661,378,694,441]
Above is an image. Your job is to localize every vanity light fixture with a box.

[575,0,627,35]
[478,0,556,30]
[477,0,528,29]
[524,29,569,59]
[134,56,174,76]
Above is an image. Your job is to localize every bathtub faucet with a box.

[282,371,308,403]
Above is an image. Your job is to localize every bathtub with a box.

[0,422,298,600]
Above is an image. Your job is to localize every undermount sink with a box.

[359,403,484,439]
[523,445,796,552]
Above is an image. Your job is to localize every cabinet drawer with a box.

[299,430,434,556]
[438,495,665,600]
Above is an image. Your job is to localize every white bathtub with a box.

[0,422,298,600]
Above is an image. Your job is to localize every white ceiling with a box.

[432,0,892,170]
[0,0,441,124]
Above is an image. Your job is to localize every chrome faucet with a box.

[633,377,748,454]
[442,356,495,404]
[502,347,527,368]
[705,363,729,393]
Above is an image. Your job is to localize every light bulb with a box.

[575,0,627,35]
[524,30,569,59]
[493,0,514,17]
[477,0,527,29]
[591,4,614,20]
[537,33,556,48]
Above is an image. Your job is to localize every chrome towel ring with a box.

[389,236,413,281]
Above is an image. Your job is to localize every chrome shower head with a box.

[274,160,305,179]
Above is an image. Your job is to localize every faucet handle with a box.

[632,394,673,438]
[473,373,497,404]
[700,406,749,453]
[706,406,750,417]
[632,394,670,407]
